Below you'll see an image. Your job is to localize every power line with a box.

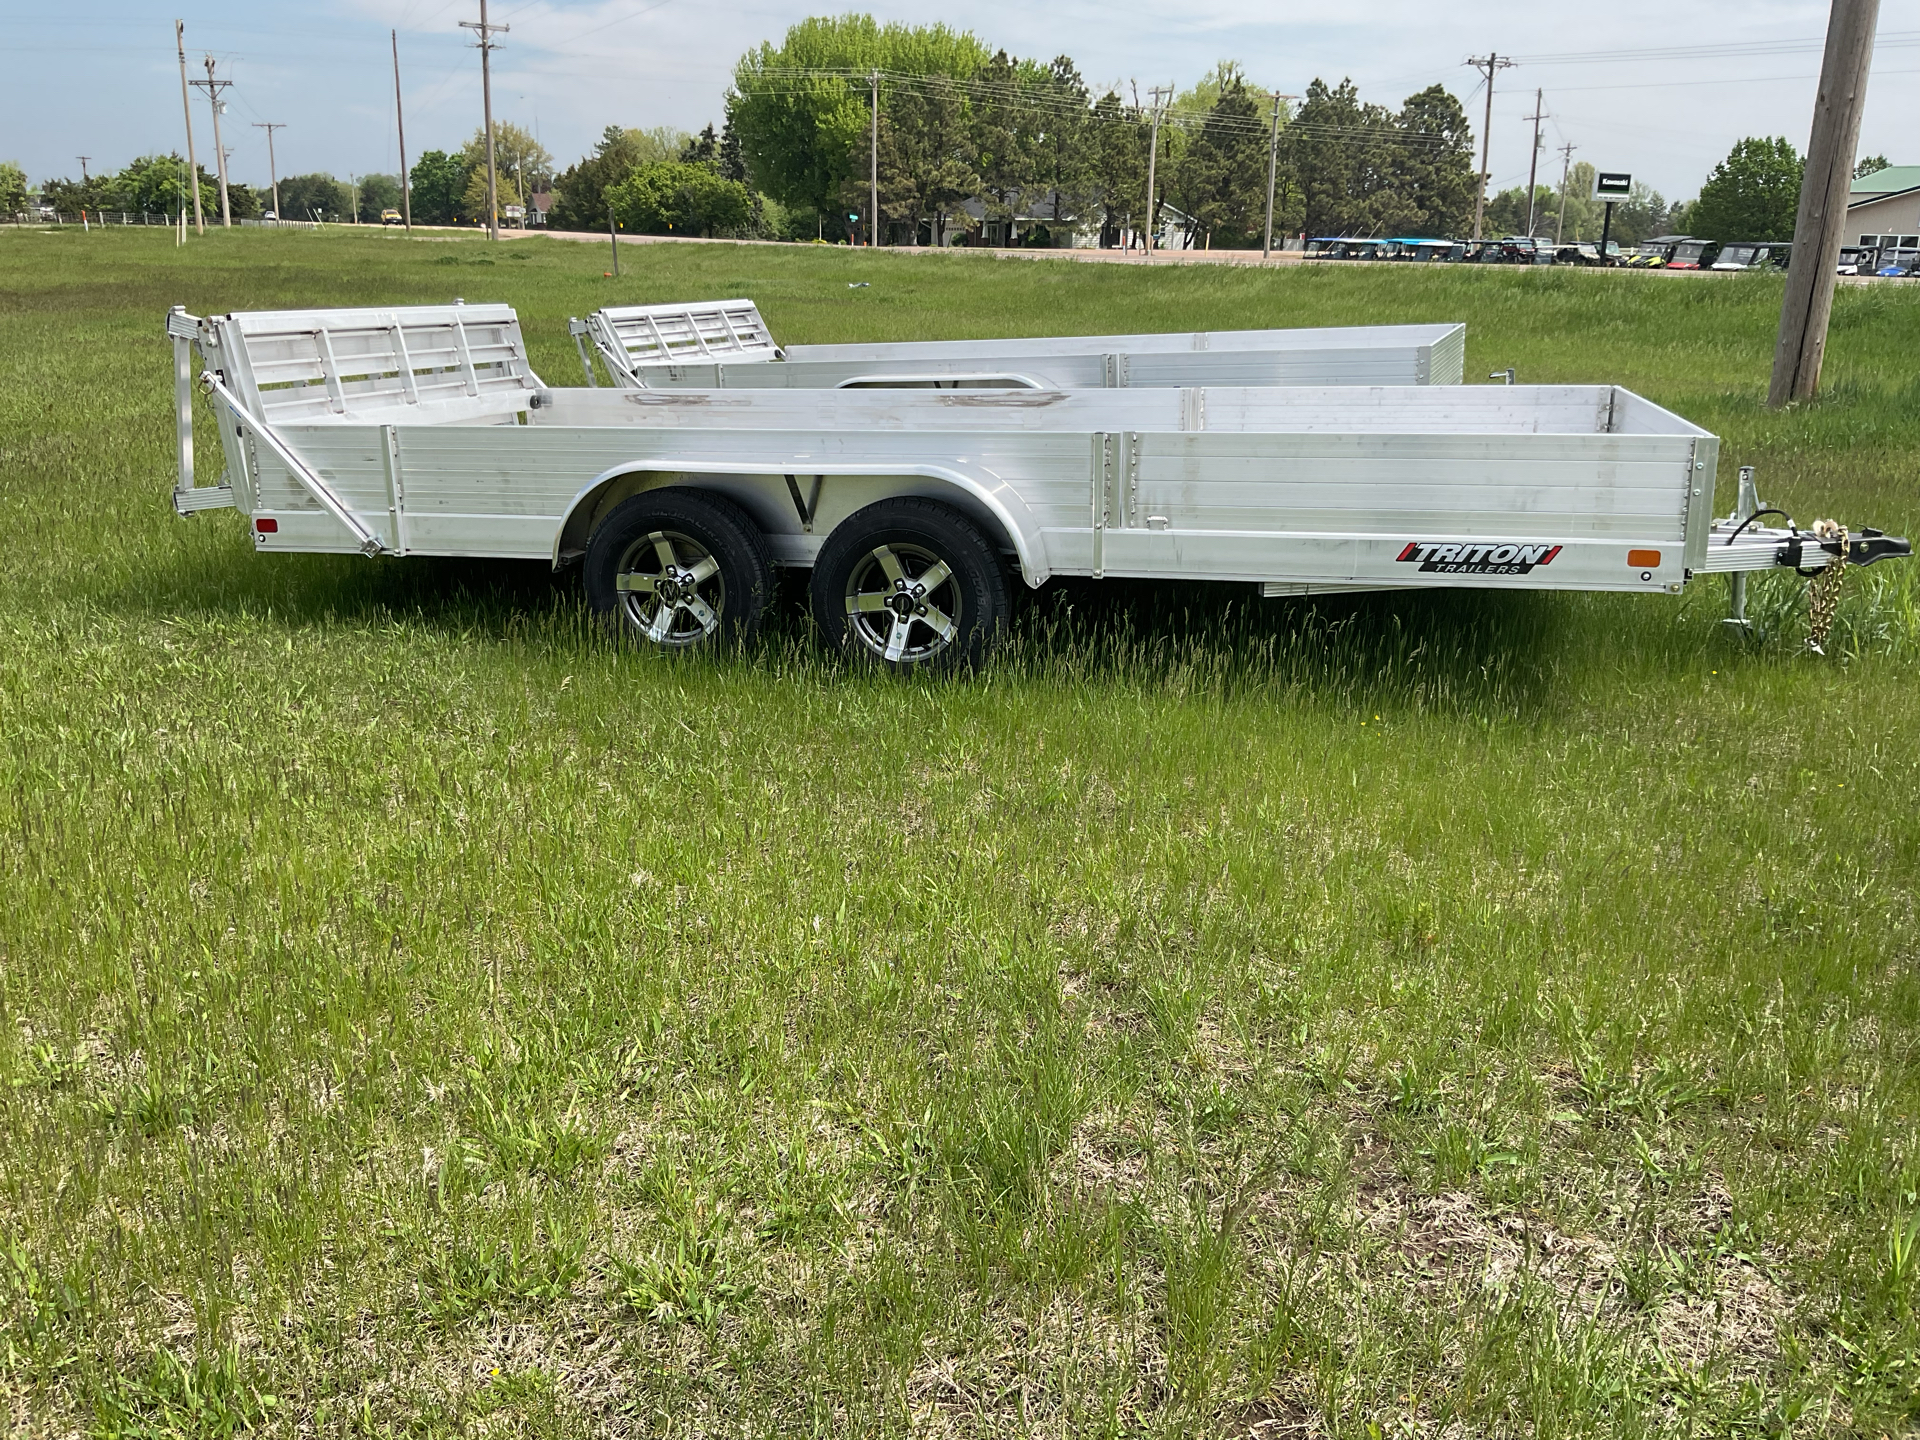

[1520,28,1920,65]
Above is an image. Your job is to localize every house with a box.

[884,191,1098,249]
[1846,165,1920,250]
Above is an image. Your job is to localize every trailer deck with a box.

[169,301,1909,666]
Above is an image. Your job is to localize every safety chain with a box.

[1806,519,1848,654]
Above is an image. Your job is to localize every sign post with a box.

[1594,171,1631,266]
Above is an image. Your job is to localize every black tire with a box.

[584,487,774,649]
[809,497,1010,672]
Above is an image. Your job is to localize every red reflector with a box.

[255,517,279,533]
[1627,549,1660,567]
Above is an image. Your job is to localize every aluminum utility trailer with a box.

[170,303,1909,669]
[571,299,1467,392]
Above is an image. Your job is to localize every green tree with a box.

[730,14,988,237]
[608,161,753,236]
[1287,78,1395,236]
[1606,180,1671,246]
[408,151,468,224]
[459,123,553,225]
[1483,184,1556,237]
[278,173,351,223]
[1387,85,1475,236]
[1854,153,1890,180]
[549,126,685,231]
[971,50,1050,238]
[717,118,748,183]
[355,174,402,221]
[463,167,521,222]
[1688,136,1802,242]
[41,174,112,214]
[1,161,28,215]
[1036,57,1093,229]
[1168,68,1268,247]
[96,154,215,216]
[680,124,719,168]
[1087,90,1147,245]
[876,72,978,244]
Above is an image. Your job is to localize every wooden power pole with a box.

[1144,85,1171,255]
[1262,93,1299,258]
[175,21,203,235]
[869,70,879,246]
[191,55,233,227]
[1769,0,1881,406]
[1523,89,1547,235]
[251,122,284,219]
[393,30,412,233]
[460,0,508,240]
[1466,53,1514,241]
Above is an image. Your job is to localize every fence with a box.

[3,211,323,229]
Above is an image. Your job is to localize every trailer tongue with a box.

[168,302,1909,668]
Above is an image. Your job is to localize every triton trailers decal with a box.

[1395,541,1563,576]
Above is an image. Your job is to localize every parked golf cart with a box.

[1710,242,1789,272]
[1836,245,1878,276]
[1632,236,1688,269]
[1874,247,1920,277]
[1665,238,1719,270]
[1305,237,1372,259]
[1554,243,1609,266]
[1389,239,1460,262]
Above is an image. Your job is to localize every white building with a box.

[1847,165,1920,249]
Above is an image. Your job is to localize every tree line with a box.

[719,17,1482,246]
[13,16,1865,251]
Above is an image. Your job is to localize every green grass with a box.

[2,226,1919,1436]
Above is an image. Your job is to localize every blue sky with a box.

[7,0,1916,203]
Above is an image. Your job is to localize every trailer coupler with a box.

[1777,527,1911,574]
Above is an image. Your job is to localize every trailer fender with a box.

[552,458,1049,585]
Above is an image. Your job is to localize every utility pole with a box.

[1554,142,1575,244]
[1523,89,1547,236]
[1465,53,1514,240]
[350,174,360,224]
[175,21,203,235]
[1144,84,1171,255]
[1770,0,1880,407]
[869,69,880,246]
[1262,93,1299,258]
[252,122,284,219]
[393,30,412,233]
[77,157,91,181]
[191,55,233,227]
[460,0,508,241]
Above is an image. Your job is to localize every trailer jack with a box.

[1718,467,1912,643]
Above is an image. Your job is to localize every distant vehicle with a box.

[261,209,277,222]
[1386,239,1458,262]
[1710,242,1788,271]
[1875,247,1920,277]
[1555,243,1608,266]
[1304,237,1374,259]
[1665,238,1719,270]
[1836,245,1877,276]
[1632,236,1688,269]
[380,208,403,226]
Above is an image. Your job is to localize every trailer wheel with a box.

[584,487,774,648]
[810,498,1009,671]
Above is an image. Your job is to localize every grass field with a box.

[2,226,1919,1438]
